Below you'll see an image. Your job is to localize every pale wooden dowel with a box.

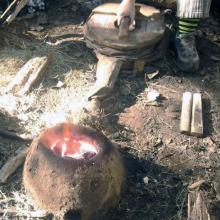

[180,92,193,134]
[191,93,203,137]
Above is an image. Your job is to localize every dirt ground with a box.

[0,1,220,220]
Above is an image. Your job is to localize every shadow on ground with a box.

[106,150,186,220]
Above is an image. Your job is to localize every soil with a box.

[0,1,220,220]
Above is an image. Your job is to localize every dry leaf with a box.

[146,90,160,103]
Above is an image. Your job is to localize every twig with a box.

[0,129,32,142]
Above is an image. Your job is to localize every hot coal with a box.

[38,122,99,160]
[50,138,98,159]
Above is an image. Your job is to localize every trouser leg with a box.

[87,54,123,100]
[177,0,211,18]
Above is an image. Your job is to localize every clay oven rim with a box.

[91,3,161,18]
[84,3,165,51]
[36,123,113,166]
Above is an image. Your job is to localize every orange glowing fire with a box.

[40,123,98,159]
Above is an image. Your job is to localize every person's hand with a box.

[117,0,135,27]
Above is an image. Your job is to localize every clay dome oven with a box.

[23,123,125,219]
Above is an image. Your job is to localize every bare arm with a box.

[117,0,136,26]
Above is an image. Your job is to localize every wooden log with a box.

[0,147,28,184]
[6,55,50,96]
[180,92,193,134]
[187,191,210,220]
[191,93,203,137]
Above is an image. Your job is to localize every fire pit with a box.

[23,123,125,219]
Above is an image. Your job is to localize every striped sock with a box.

[178,18,200,34]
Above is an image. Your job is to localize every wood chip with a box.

[147,70,159,80]
[0,147,28,184]
[188,180,205,190]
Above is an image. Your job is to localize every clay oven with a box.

[23,123,125,219]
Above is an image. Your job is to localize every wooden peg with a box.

[191,93,203,137]
[180,92,193,134]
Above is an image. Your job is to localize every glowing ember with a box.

[40,123,99,160]
[51,138,98,159]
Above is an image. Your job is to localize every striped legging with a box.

[177,0,212,18]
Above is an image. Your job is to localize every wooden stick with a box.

[5,0,29,25]
[0,129,32,142]
[180,92,193,134]
[6,55,50,96]
[187,193,192,220]
[191,93,203,137]
[0,0,19,21]
[0,147,28,184]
